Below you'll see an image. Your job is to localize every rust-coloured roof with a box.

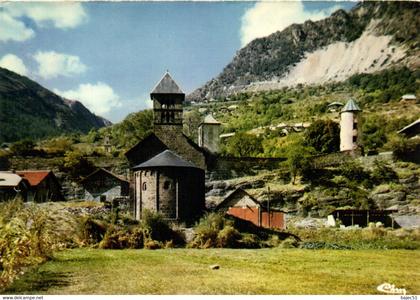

[16,171,50,186]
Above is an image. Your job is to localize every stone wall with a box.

[206,156,286,180]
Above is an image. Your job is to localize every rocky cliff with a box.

[188,1,419,101]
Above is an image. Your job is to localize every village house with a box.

[81,168,129,202]
[16,170,63,202]
[0,172,28,202]
[398,118,420,139]
[216,188,286,230]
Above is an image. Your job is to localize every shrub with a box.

[238,233,261,249]
[190,213,230,248]
[0,200,59,289]
[391,137,420,163]
[216,225,241,248]
[141,210,177,243]
[99,226,144,250]
[338,161,370,183]
[371,160,398,184]
[80,217,108,245]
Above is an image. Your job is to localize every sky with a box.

[0,1,356,123]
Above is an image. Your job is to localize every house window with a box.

[100,195,106,202]
[163,180,170,190]
[142,182,147,191]
[353,136,357,143]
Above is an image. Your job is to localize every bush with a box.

[391,137,420,163]
[190,213,231,248]
[140,210,181,244]
[61,150,96,179]
[0,200,59,288]
[371,160,398,184]
[99,226,144,250]
[338,161,370,183]
[217,225,241,248]
[80,217,108,245]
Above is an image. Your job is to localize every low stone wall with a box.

[206,156,286,180]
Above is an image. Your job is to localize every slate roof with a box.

[341,99,361,112]
[16,170,50,186]
[216,188,261,210]
[0,172,24,187]
[132,150,198,170]
[397,118,420,137]
[150,72,184,95]
[81,168,129,183]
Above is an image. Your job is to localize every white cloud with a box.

[5,2,87,29]
[0,11,35,42]
[0,3,87,42]
[0,54,29,76]
[33,51,87,79]
[54,82,122,116]
[240,1,342,46]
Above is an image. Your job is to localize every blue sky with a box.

[0,1,356,123]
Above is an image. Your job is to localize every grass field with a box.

[5,248,419,295]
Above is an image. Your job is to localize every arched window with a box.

[142,182,147,191]
[163,180,170,190]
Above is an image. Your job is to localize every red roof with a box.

[16,171,51,186]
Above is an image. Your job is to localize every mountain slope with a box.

[188,1,419,101]
[0,67,111,143]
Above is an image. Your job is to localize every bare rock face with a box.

[188,2,419,102]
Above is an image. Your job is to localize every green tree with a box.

[62,150,96,179]
[304,120,340,154]
[224,132,263,157]
[10,139,35,156]
[287,145,315,184]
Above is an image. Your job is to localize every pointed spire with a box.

[150,71,184,95]
[341,99,361,113]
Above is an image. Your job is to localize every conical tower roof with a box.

[132,150,199,170]
[150,72,184,95]
[341,99,361,112]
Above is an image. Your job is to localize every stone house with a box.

[132,149,205,224]
[81,168,129,202]
[16,170,64,202]
[216,188,285,230]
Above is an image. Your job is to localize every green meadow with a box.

[6,248,419,295]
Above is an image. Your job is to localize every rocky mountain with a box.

[188,1,419,101]
[0,67,111,143]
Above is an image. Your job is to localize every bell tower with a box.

[150,72,184,129]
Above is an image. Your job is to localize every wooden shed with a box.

[17,170,63,202]
[216,188,285,230]
[81,168,129,202]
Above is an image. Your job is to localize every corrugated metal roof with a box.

[16,170,50,186]
[132,150,199,169]
[150,72,184,95]
[0,172,23,187]
[203,114,221,125]
[341,99,361,112]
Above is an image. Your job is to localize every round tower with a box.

[340,99,362,152]
[198,114,221,154]
[132,150,205,224]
